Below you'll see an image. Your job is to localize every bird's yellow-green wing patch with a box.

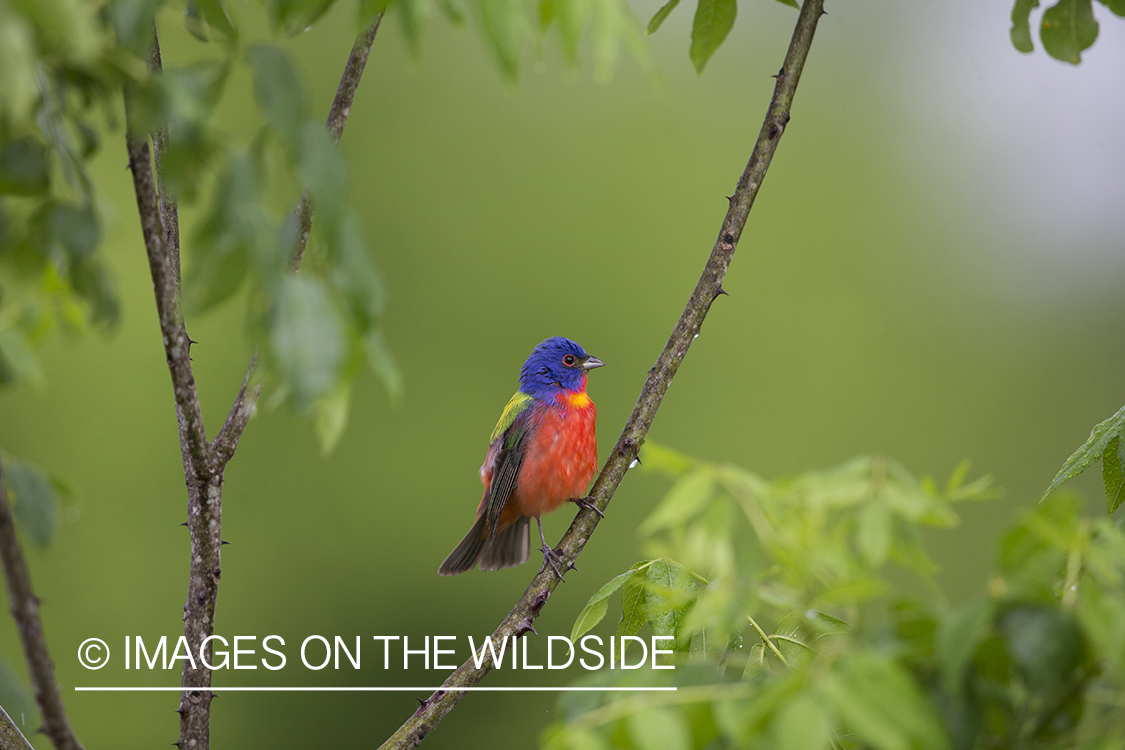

[491,391,534,444]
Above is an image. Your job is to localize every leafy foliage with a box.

[1043,402,1125,516]
[545,445,1125,750]
[1009,0,1123,63]
[2,454,60,549]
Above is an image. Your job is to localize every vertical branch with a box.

[125,36,223,749]
[0,458,84,750]
[378,0,827,746]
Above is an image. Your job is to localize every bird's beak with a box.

[581,356,605,370]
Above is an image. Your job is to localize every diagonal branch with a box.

[0,704,35,750]
[211,14,383,467]
[0,458,84,750]
[377,0,827,746]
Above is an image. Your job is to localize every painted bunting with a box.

[439,337,604,578]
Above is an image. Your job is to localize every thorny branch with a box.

[377,0,828,746]
[123,16,384,750]
[0,458,84,750]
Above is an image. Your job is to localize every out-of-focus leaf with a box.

[857,500,892,567]
[269,276,345,408]
[689,0,735,73]
[639,443,692,476]
[246,45,306,144]
[110,0,166,54]
[266,0,335,34]
[0,655,35,730]
[1097,0,1125,15]
[645,0,679,35]
[539,0,587,64]
[1102,435,1123,515]
[44,202,100,260]
[824,652,950,750]
[314,378,352,454]
[617,567,647,659]
[0,139,50,196]
[772,0,798,7]
[70,258,120,328]
[1011,0,1040,51]
[397,0,432,55]
[1040,0,1099,64]
[639,470,714,534]
[0,327,44,389]
[0,16,39,124]
[195,0,238,39]
[775,693,831,750]
[480,0,525,78]
[437,0,466,24]
[300,123,347,228]
[626,707,690,750]
[364,328,402,404]
[937,596,994,694]
[571,562,652,641]
[4,458,59,548]
[1043,405,1124,500]
[1000,605,1084,693]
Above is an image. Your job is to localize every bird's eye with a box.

[562,354,577,367]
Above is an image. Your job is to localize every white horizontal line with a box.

[75,686,677,692]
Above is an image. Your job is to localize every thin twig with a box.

[212,14,383,466]
[377,0,827,745]
[0,458,84,750]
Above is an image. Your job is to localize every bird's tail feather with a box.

[438,515,529,576]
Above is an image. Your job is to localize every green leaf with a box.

[571,562,653,641]
[1096,0,1125,16]
[1102,435,1124,515]
[3,458,59,548]
[266,0,335,34]
[639,443,692,475]
[45,202,100,260]
[195,0,238,39]
[626,708,690,750]
[936,596,994,694]
[397,0,432,56]
[0,17,39,124]
[616,568,647,659]
[1040,0,1098,64]
[246,45,307,144]
[639,469,714,535]
[314,378,352,454]
[689,0,736,73]
[70,258,121,329]
[0,655,35,729]
[775,694,831,750]
[772,0,798,7]
[539,0,588,64]
[1000,605,1084,693]
[1043,403,1125,500]
[269,276,345,409]
[645,0,679,34]
[1010,0,1040,52]
[480,0,526,78]
[857,500,892,567]
[0,138,50,196]
[824,652,950,750]
[0,327,44,389]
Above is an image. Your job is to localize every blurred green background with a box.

[1,0,1124,746]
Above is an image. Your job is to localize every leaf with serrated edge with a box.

[1043,403,1125,500]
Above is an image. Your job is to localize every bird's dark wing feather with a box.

[486,406,536,536]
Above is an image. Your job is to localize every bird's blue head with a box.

[519,337,605,399]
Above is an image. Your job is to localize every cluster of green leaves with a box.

[1009,0,1124,64]
[0,0,123,389]
[1043,402,1125,517]
[646,0,796,73]
[544,444,1125,750]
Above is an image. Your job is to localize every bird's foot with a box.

[573,496,604,518]
[538,544,567,582]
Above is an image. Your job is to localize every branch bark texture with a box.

[0,703,35,750]
[377,1,826,746]
[0,458,84,750]
[125,17,383,750]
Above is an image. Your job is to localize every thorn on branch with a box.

[773,66,786,80]
[714,286,729,300]
[768,123,782,140]
[221,539,231,546]
[530,589,550,612]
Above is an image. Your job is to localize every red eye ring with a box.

[562,354,577,367]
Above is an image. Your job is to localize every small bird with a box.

[439,337,604,578]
